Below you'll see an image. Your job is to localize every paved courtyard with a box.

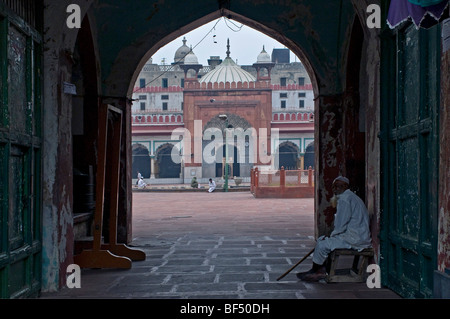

[41,191,400,299]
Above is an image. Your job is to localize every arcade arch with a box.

[112,7,370,245]
[275,141,301,170]
[304,141,315,170]
[155,143,182,179]
[132,143,151,179]
[202,114,254,180]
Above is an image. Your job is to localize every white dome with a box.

[199,39,255,84]
[199,57,256,83]
[173,37,190,64]
[184,50,199,64]
[256,46,271,63]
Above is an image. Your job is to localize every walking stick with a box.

[277,248,315,281]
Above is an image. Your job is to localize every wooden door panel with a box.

[8,25,28,134]
[398,137,419,239]
[381,23,439,298]
[0,3,42,298]
[8,148,25,251]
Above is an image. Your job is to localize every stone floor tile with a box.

[40,192,400,300]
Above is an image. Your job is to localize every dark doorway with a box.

[132,143,151,178]
[304,142,315,169]
[277,142,299,170]
[216,145,240,178]
[156,144,181,178]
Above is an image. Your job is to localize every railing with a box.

[272,111,314,122]
[251,166,314,198]
[271,84,313,91]
[132,113,183,124]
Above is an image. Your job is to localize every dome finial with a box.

[182,37,187,45]
[226,38,230,58]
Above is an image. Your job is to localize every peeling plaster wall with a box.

[41,0,92,292]
[362,30,381,259]
[350,0,382,259]
[315,94,346,237]
[314,1,381,249]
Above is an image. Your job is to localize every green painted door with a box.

[0,2,42,298]
[380,23,440,298]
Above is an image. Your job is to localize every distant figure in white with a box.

[136,171,142,186]
[137,177,147,189]
[208,178,216,193]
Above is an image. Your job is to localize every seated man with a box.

[208,178,216,193]
[191,177,199,188]
[137,177,147,189]
[297,176,372,282]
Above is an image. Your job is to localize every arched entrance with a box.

[276,141,300,170]
[304,142,315,169]
[203,114,253,179]
[116,8,333,237]
[215,145,241,178]
[155,143,181,178]
[132,143,151,179]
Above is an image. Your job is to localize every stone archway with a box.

[304,141,315,170]
[89,0,376,245]
[202,114,253,179]
[132,143,151,179]
[155,143,181,178]
[276,141,300,170]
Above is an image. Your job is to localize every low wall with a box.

[253,186,314,198]
[251,167,314,198]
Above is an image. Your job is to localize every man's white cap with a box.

[333,176,349,185]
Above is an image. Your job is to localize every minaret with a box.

[253,45,275,81]
[179,45,202,83]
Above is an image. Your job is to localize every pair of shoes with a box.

[296,269,315,280]
[302,270,327,282]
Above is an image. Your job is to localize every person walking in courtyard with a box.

[208,178,216,193]
[296,176,372,282]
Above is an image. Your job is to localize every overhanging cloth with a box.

[408,0,446,6]
[387,0,449,29]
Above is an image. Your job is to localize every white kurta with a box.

[208,181,216,192]
[313,189,372,265]
[137,178,147,189]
